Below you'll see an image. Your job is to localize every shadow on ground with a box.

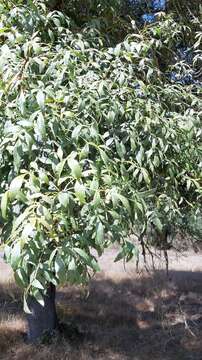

[0,267,202,360]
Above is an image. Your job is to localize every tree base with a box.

[26,284,58,343]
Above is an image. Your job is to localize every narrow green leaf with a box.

[136,148,144,165]
[58,192,69,207]
[39,217,52,231]
[49,249,58,266]
[74,248,90,263]
[55,255,66,283]
[24,295,31,314]
[68,158,82,179]
[36,89,45,109]
[34,290,45,306]
[72,125,82,140]
[36,113,46,139]
[91,258,101,272]
[32,279,44,290]
[18,91,25,114]
[13,206,33,231]
[56,159,66,178]
[1,192,8,219]
[96,222,104,245]
[141,168,150,185]
[14,268,28,288]
[99,149,110,165]
[115,140,126,158]
[114,249,125,262]
[10,175,24,191]
[153,217,163,232]
[117,194,131,215]
[74,181,86,204]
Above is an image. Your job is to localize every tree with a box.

[0,0,201,341]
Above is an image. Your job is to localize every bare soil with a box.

[0,247,202,360]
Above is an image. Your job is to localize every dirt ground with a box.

[0,247,202,360]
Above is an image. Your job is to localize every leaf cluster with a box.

[0,0,201,306]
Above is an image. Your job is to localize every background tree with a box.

[0,0,201,341]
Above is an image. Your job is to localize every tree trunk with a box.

[27,284,58,342]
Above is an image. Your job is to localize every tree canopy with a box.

[0,0,201,311]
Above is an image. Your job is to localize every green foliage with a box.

[0,0,201,309]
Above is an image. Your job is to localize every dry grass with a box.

[0,250,202,360]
